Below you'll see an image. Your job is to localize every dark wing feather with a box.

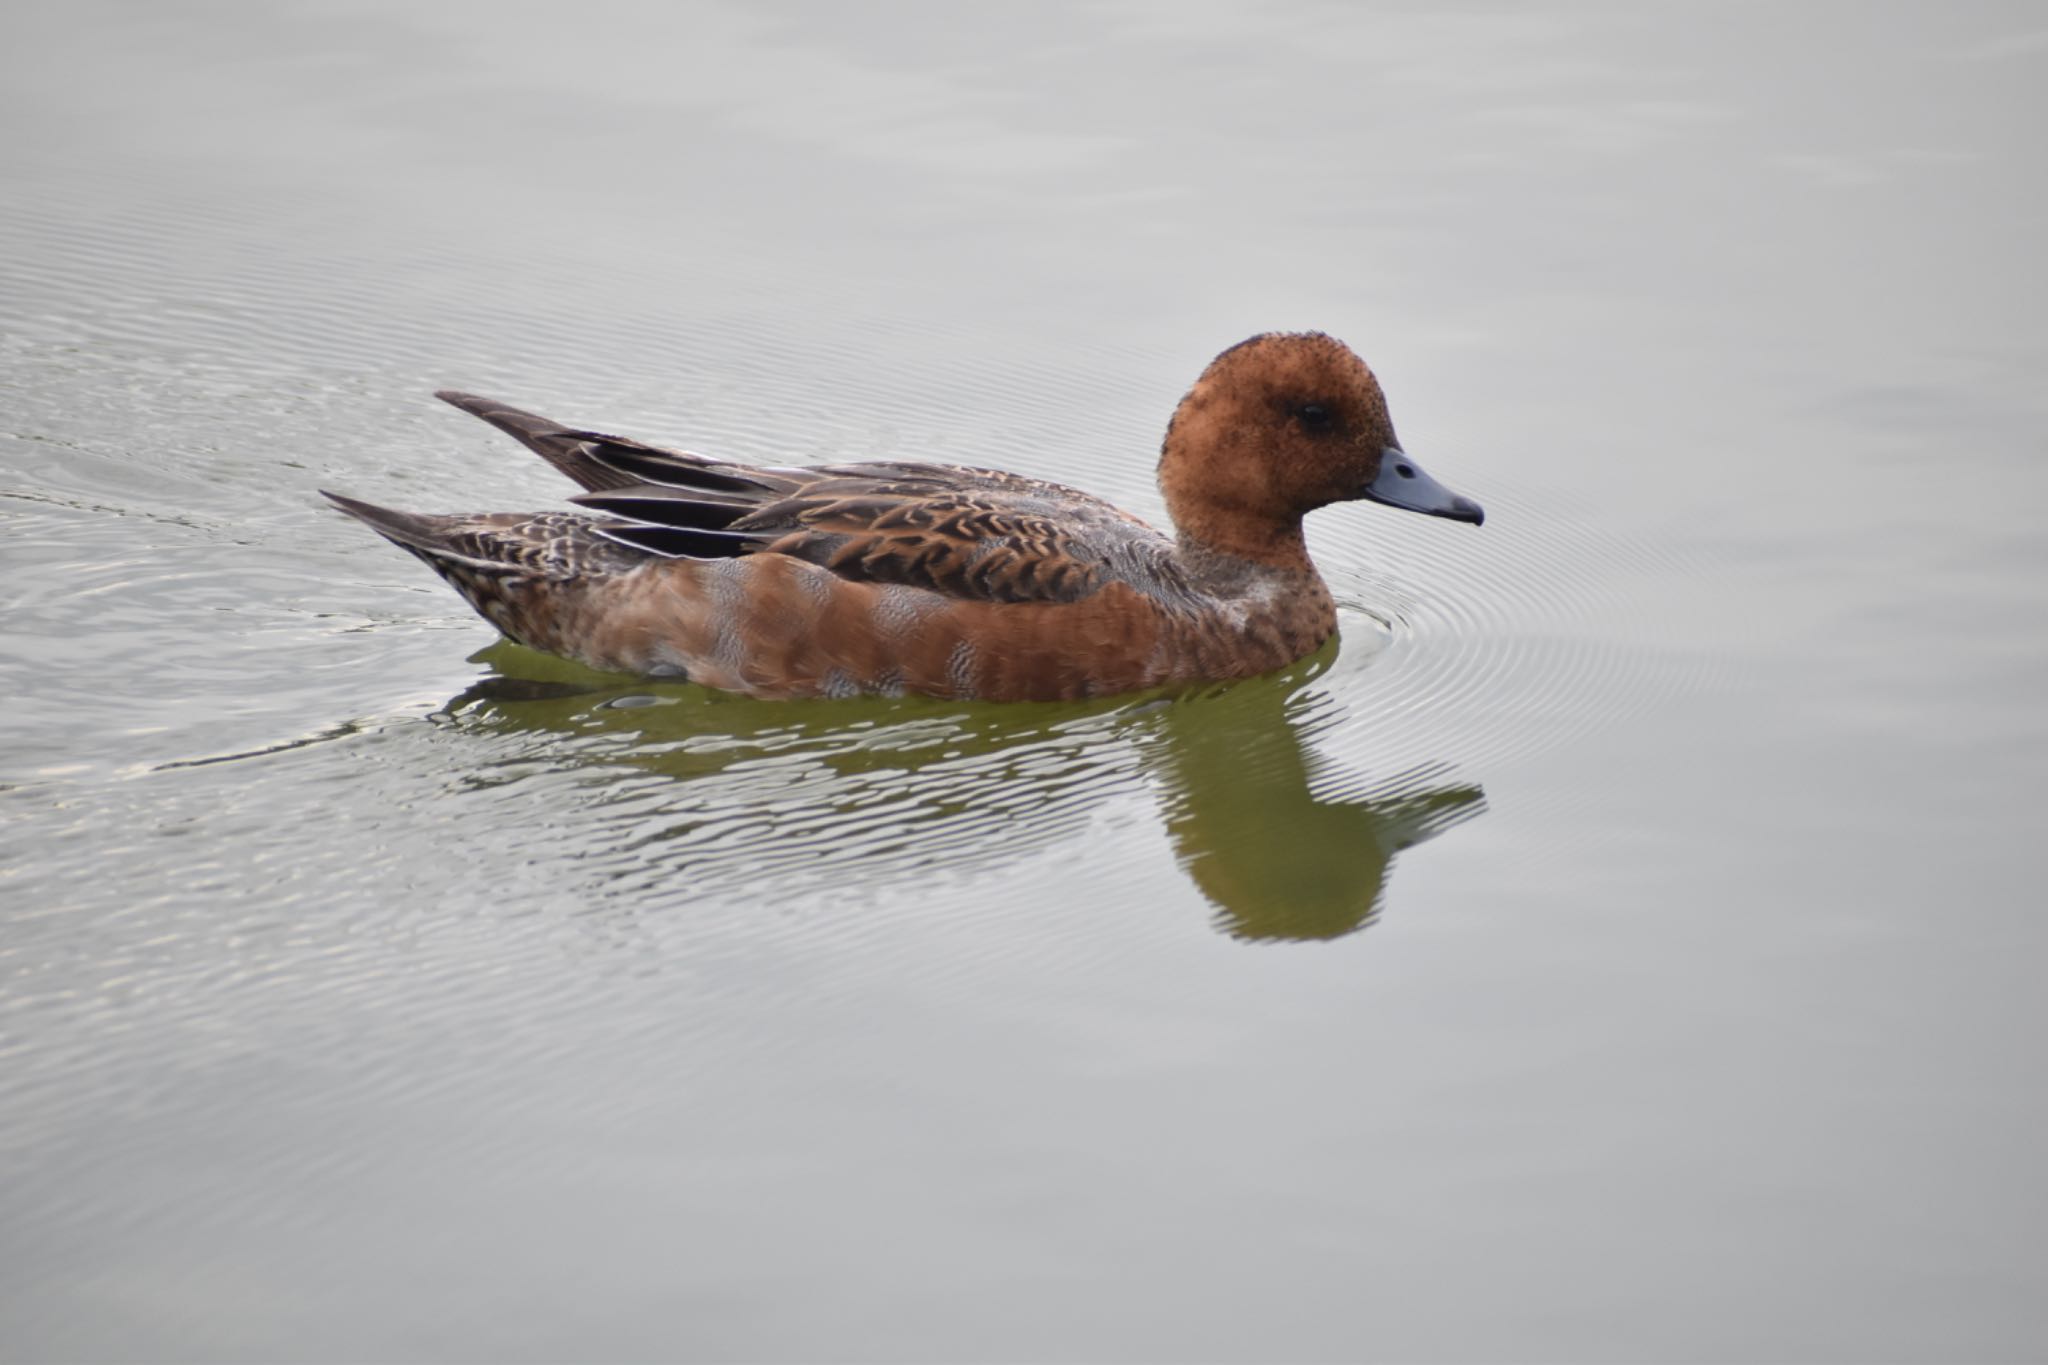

[585,462,1182,605]
[571,486,758,530]
[596,523,766,559]
[575,438,798,496]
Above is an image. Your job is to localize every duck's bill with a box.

[1360,447,1485,525]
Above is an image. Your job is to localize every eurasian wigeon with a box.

[325,332,1483,701]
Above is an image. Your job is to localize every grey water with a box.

[3,3,2045,1360]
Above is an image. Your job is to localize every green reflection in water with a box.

[445,639,1484,942]
[1147,679,1485,941]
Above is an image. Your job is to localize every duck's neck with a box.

[1172,523,1325,596]
[1166,492,1314,570]
[1167,527,1339,666]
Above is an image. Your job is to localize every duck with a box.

[323,331,1483,702]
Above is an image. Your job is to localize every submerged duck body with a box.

[325,332,1482,701]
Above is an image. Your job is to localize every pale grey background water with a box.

[3,3,2045,1361]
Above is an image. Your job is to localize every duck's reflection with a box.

[1145,679,1485,941]
[440,641,1484,942]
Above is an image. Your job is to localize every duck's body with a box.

[326,332,1482,701]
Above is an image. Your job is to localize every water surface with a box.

[3,3,2045,1360]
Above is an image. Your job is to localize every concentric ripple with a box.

[1310,472,1729,782]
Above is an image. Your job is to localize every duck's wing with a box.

[436,391,1185,606]
[577,460,1182,606]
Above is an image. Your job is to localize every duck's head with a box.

[1159,332,1483,564]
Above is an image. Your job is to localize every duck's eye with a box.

[1294,402,1335,433]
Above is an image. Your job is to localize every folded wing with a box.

[437,391,1181,607]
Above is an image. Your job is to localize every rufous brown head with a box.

[1159,332,1482,562]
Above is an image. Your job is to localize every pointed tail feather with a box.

[435,389,801,499]
[434,390,641,492]
[320,490,505,570]
[321,489,445,552]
